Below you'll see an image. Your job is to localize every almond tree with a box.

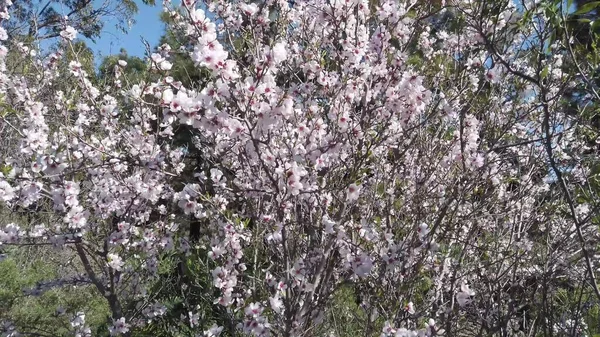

[1,0,599,336]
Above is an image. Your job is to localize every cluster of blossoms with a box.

[0,0,599,336]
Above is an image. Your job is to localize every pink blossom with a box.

[346,183,361,202]
[108,317,129,336]
[60,26,77,40]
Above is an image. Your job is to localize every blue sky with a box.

[84,0,165,66]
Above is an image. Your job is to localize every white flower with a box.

[405,301,415,314]
[346,183,361,202]
[239,3,259,16]
[323,216,336,234]
[161,89,174,103]
[417,223,429,239]
[0,180,15,201]
[210,168,223,183]
[0,223,21,244]
[64,205,88,229]
[179,199,197,215]
[150,53,172,71]
[109,317,129,336]
[107,253,124,271]
[71,312,86,327]
[69,61,83,76]
[159,60,172,71]
[456,282,475,307]
[351,253,373,277]
[471,153,485,168]
[485,66,503,83]
[269,295,284,314]
[190,8,207,24]
[29,224,46,238]
[204,324,223,337]
[0,45,8,58]
[245,302,263,317]
[189,311,199,327]
[338,114,350,131]
[271,42,287,64]
[129,84,142,98]
[60,26,77,40]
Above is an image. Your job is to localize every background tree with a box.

[5,0,156,41]
[97,48,150,85]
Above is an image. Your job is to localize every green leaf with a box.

[573,1,600,15]
[540,66,550,80]
[0,103,17,117]
[0,164,12,176]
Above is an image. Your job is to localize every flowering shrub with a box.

[1,0,600,336]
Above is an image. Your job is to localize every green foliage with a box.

[97,52,150,84]
[313,283,387,337]
[553,287,600,335]
[573,1,600,15]
[132,249,225,336]
[67,41,97,77]
[157,28,211,89]
[0,249,111,336]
